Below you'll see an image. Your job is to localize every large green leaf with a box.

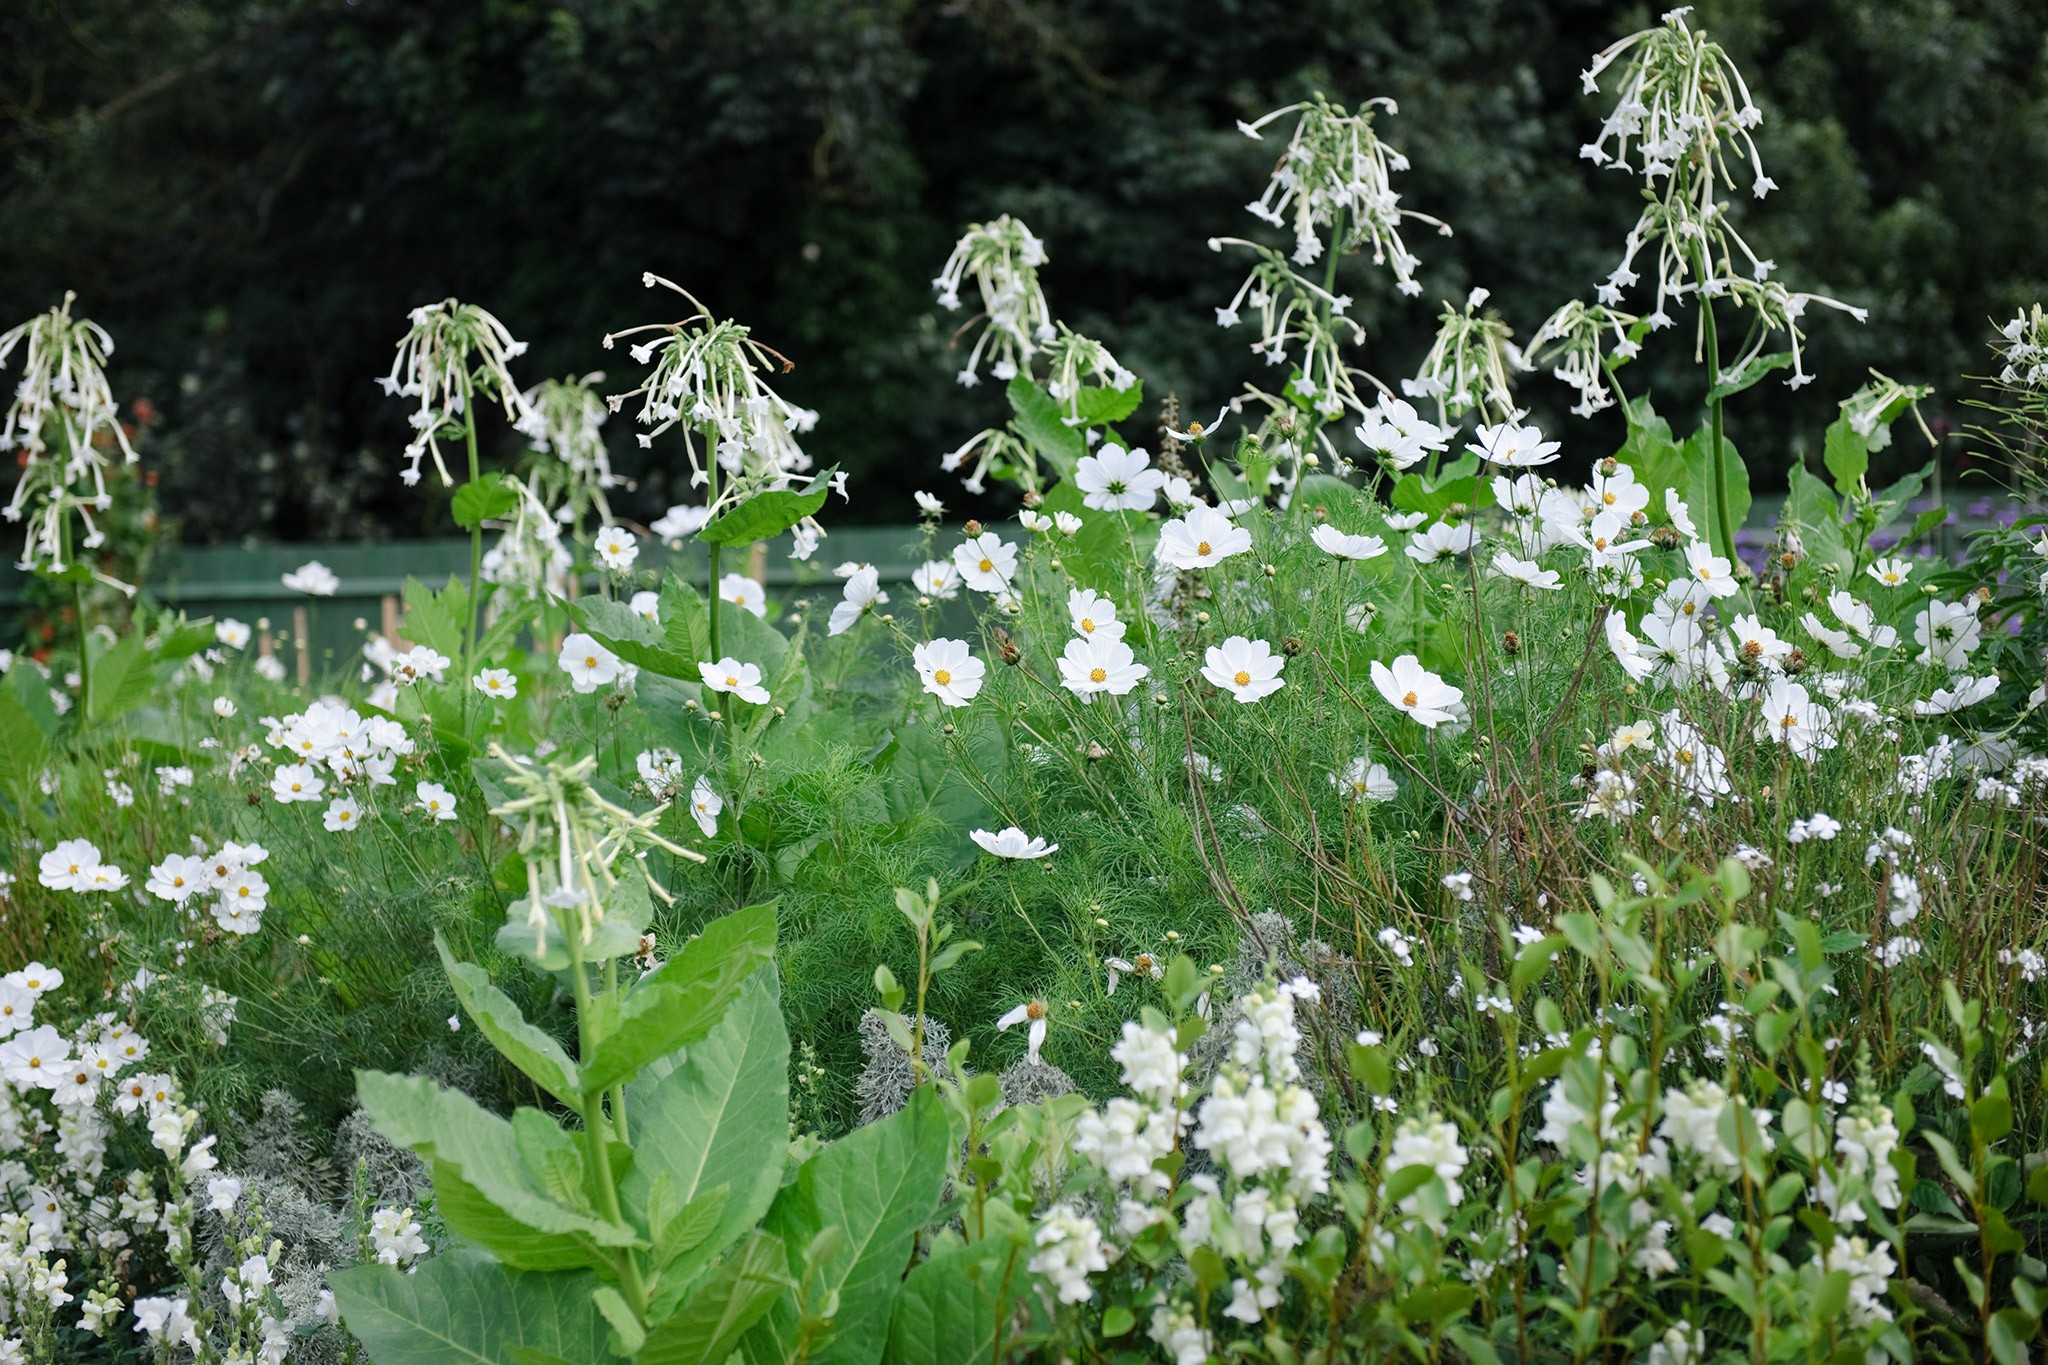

[1822,413,1870,498]
[453,472,522,530]
[624,971,790,1299]
[882,1236,1028,1365]
[1037,481,1149,599]
[330,1249,610,1365]
[87,630,155,723]
[636,1232,793,1365]
[402,575,470,661]
[1680,425,1752,550]
[698,468,838,547]
[430,1160,600,1272]
[355,1071,639,1248]
[580,902,778,1093]
[1005,377,1085,482]
[437,935,579,1100]
[742,1088,952,1365]
[0,685,47,805]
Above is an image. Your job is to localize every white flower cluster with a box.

[145,840,273,936]
[378,299,532,487]
[1993,303,2048,390]
[516,370,621,526]
[930,215,1054,386]
[0,293,141,594]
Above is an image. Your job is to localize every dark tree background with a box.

[4,0,2045,544]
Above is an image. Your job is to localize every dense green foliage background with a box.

[4,0,2045,543]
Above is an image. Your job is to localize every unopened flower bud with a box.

[963,519,983,536]
[1501,630,1521,656]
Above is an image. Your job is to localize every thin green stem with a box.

[569,941,649,1313]
[1698,275,1737,565]
[460,374,484,724]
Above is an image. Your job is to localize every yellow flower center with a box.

[1781,713,1799,730]
[934,669,952,686]
[1234,671,1251,687]
[1196,541,1212,556]
[1081,617,1095,633]
[585,656,599,668]
[725,676,738,688]
[1090,667,1108,683]
[1026,1001,1046,1020]
[979,558,994,573]
[1403,691,1418,707]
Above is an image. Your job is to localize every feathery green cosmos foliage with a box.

[8,8,2048,1363]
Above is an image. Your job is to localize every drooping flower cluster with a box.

[0,293,141,593]
[516,371,621,529]
[377,299,532,487]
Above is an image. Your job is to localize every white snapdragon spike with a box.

[913,637,985,708]
[1156,504,1251,571]
[698,657,770,705]
[1235,94,1444,287]
[1404,291,1529,425]
[1311,524,1388,561]
[828,565,888,636]
[0,293,141,593]
[1202,636,1286,704]
[1578,10,1864,383]
[1371,655,1464,728]
[604,275,819,518]
[1058,634,1149,700]
[1029,1202,1110,1304]
[971,826,1058,859]
[1075,444,1165,512]
[516,371,619,525]
[378,299,531,487]
[1527,300,1641,415]
[930,215,1054,384]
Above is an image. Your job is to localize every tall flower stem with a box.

[705,459,723,661]
[459,372,484,725]
[1696,265,1737,565]
[568,929,649,1316]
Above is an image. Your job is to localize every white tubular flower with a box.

[930,215,1054,385]
[0,292,141,594]
[1526,299,1641,416]
[1403,289,1529,425]
[379,298,532,487]
[1235,94,1446,291]
[604,275,819,522]
[516,371,619,525]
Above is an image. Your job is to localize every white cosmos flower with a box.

[0,1025,70,1088]
[650,503,711,543]
[270,763,325,804]
[630,590,661,622]
[1913,599,1981,669]
[1827,591,1895,647]
[1311,524,1388,560]
[1606,613,1658,682]
[717,572,767,619]
[1468,422,1561,467]
[1757,679,1836,758]
[415,781,457,821]
[699,657,770,705]
[281,560,339,596]
[1058,635,1149,700]
[972,826,1058,859]
[912,560,961,600]
[1682,541,1741,597]
[1156,504,1251,570]
[1333,757,1397,803]
[1588,463,1650,518]
[689,775,723,837]
[1405,520,1479,563]
[997,998,1050,1063]
[473,667,518,699]
[828,565,887,636]
[914,637,985,707]
[1665,490,1700,539]
[1075,444,1166,512]
[913,490,946,516]
[592,525,639,570]
[38,839,103,891]
[1384,510,1428,531]
[216,619,251,649]
[1202,636,1286,703]
[953,532,1019,593]
[1866,557,1912,588]
[1067,588,1125,642]
[1800,612,1860,660]
[1913,675,1998,715]
[1354,394,1451,470]
[1053,511,1083,535]
[1488,550,1561,589]
[560,633,623,693]
[146,854,207,904]
[322,796,363,833]
[1371,655,1463,728]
